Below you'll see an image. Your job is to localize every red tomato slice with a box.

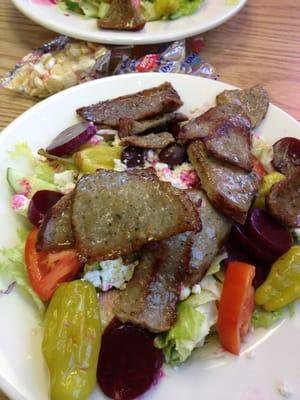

[25,229,83,301]
[252,156,267,177]
[217,261,255,355]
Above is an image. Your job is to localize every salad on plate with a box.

[58,0,205,31]
[1,81,300,400]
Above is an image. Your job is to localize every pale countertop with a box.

[0,0,300,398]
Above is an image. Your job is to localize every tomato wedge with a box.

[25,229,83,301]
[252,156,267,177]
[217,261,255,355]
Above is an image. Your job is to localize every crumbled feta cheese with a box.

[180,285,191,300]
[54,170,76,193]
[83,271,102,288]
[277,380,292,398]
[83,258,137,291]
[191,284,201,294]
[11,194,30,216]
[114,159,127,171]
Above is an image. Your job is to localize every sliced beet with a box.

[28,190,63,227]
[97,318,163,400]
[225,234,271,288]
[46,122,97,156]
[231,224,277,264]
[272,137,300,174]
[247,208,292,257]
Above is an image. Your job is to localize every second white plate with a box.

[12,0,247,45]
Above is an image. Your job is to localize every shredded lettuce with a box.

[10,142,55,184]
[206,251,227,276]
[58,0,203,20]
[252,306,284,329]
[170,0,203,19]
[155,289,218,365]
[0,234,45,315]
[251,136,274,173]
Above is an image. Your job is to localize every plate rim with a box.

[0,72,299,400]
[11,0,248,45]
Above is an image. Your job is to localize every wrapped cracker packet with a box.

[0,36,111,98]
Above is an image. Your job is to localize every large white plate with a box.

[11,0,247,45]
[0,73,299,400]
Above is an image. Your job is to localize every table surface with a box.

[0,0,300,398]
[1,0,300,131]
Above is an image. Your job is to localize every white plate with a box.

[0,73,299,400]
[11,0,247,45]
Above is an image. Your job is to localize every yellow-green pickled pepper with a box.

[255,246,300,311]
[42,280,102,400]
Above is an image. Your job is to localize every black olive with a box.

[159,143,188,166]
[121,146,145,168]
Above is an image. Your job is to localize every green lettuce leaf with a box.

[155,290,217,365]
[10,142,55,184]
[252,306,284,329]
[170,0,203,20]
[0,237,45,315]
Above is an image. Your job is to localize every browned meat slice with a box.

[72,168,200,261]
[36,193,74,252]
[184,190,232,286]
[216,85,269,128]
[118,112,187,138]
[121,132,175,149]
[97,0,146,31]
[202,121,253,171]
[266,167,300,228]
[114,234,193,332]
[76,82,183,128]
[188,140,261,224]
[177,103,251,144]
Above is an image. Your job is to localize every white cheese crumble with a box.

[180,286,191,300]
[83,258,137,291]
[144,150,199,189]
[251,135,274,173]
[114,159,127,172]
[54,170,76,193]
[277,380,292,398]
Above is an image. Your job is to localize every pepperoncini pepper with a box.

[254,172,285,209]
[255,246,300,311]
[42,280,102,400]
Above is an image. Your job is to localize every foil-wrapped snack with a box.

[0,36,111,98]
[113,38,218,79]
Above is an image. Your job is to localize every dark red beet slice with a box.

[231,224,277,264]
[272,137,300,174]
[46,122,97,156]
[97,318,163,400]
[28,190,63,227]
[247,208,292,257]
[225,234,271,288]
